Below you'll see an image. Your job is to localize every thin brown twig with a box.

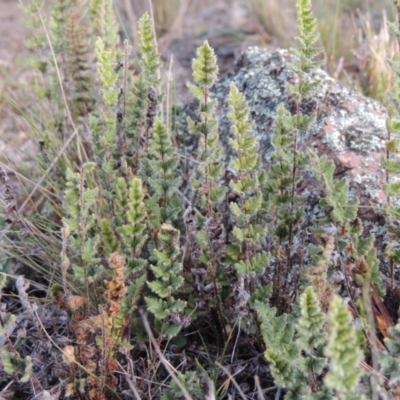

[125,378,142,400]
[254,375,265,400]
[215,361,247,400]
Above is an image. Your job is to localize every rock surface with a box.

[217,47,387,205]
[182,47,389,232]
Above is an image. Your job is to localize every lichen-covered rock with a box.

[215,47,388,208]
[178,45,395,287]
[181,47,389,229]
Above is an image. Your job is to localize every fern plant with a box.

[188,40,226,216]
[91,36,120,219]
[293,287,329,398]
[262,0,323,308]
[141,118,183,229]
[90,0,119,57]
[227,82,269,294]
[145,224,187,338]
[324,295,364,399]
[379,323,400,397]
[126,12,161,173]
[62,1,96,121]
[62,162,102,309]
[256,287,331,399]
[310,151,384,296]
[119,177,148,274]
[186,40,228,339]
[7,0,400,398]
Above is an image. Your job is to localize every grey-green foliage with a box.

[255,300,298,387]
[91,36,120,215]
[25,0,96,164]
[310,153,358,225]
[186,40,228,333]
[162,371,205,400]
[22,1,65,154]
[138,13,161,85]
[126,12,161,173]
[294,287,329,396]
[1,352,32,384]
[22,0,47,72]
[145,224,187,338]
[62,163,102,291]
[90,0,119,56]
[50,0,72,54]
[119,177,148,274]
[324,296,364,399]
[227,82,269,294]
[256,287,331,399]
[310,152,384,296]
[62,1,95,119]
[58,7,177,341]
[15,0,399,397]
[188,40,227,216]
[142,119,183,228]
[262,0,323,300]
[379,323,400,396]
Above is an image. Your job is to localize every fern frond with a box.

[138,13,161,85]
[324,296,363,397]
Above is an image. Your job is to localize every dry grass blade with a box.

[157,0,189,54]
[351,9,397,102]
[371,283,395,336]
[214,361,247,400]
[123,0,139,48]
[205,380,216,400]
[125,377,142,400]
[248,0,292,43]
[359,360,389,387]
[140,309,194,400]
[254,374,265,400]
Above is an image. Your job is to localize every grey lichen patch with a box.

[354,173,385,203]
[342,118,386,153]
[322,127,343,152]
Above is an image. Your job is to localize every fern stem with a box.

[78,167,90,313]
